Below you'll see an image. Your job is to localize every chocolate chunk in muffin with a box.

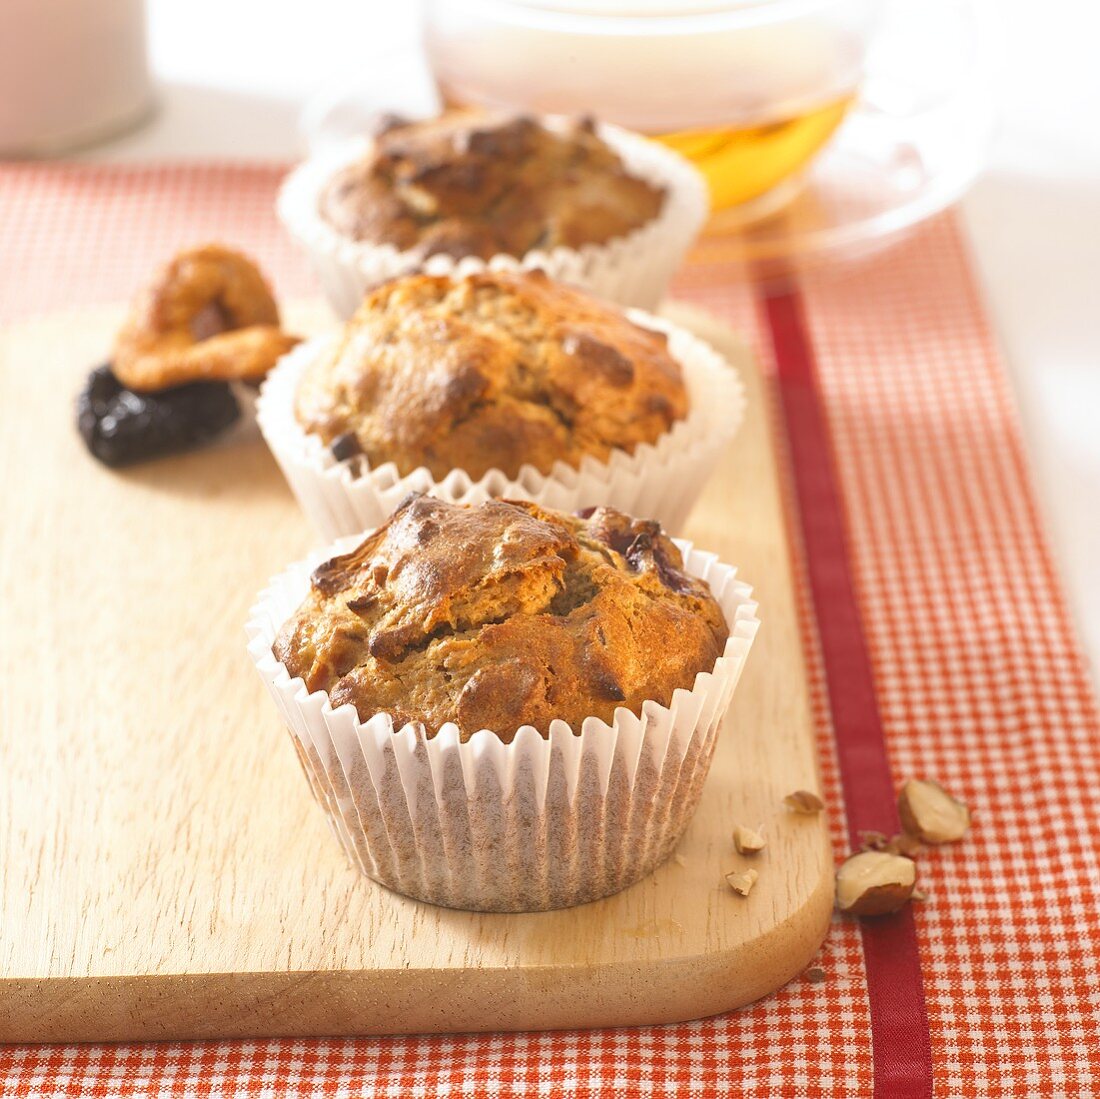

[294,269,689,481]
[274,496,729,741]
[319,111,665,260]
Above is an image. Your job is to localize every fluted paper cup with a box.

[247,534,759,911]
[257,309,744,541]
[277,118,708,317]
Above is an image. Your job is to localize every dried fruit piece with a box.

[897,779,971,844]
[330,432,362,462]
[836,851,917,916]
[112,244,299,391]
[733,825,766,855]
[76,363,240,468]
[370,111,410,137]
[726,868,758,896]
[784,790,825,814]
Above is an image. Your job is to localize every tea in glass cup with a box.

[425,0,878,214]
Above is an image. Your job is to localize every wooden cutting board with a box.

[0,302,833,1042]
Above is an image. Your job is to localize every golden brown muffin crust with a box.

[319,111,665,259]
[273,496,729,741]
[294,269,689,480]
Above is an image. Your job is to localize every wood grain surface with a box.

[0,302,833,1042]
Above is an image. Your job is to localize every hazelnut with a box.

[784,790,825,814]
[836,851,917,916]
[733,825,766,855]
[897,779,971,844]
[726,868,759,896]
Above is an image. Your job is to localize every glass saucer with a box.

[698,0,997,282]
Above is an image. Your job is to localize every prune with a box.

[370,111,409,137]
[76,363,240,468]
[578,508,693,591]
[329,432,362,462]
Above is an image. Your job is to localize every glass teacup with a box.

[424,0,879,215]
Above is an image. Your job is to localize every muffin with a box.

[274,495,728,739]
[295,268,688,481]
[248,496,760,911]
[278,110,708,315]
[318,112,665,261]
[258,270,745,538]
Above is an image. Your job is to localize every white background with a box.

[88,0,1100,675]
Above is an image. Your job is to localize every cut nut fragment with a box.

[733,825,766,854]
[726,868,759,896]
[861,829,922,857]
[897,779,971,844]
[911,886,929,903]
[804,966,826,984]
[784,790,825,814]
[886,831,925,859]
[836,851,916,916]
[858,829,890,852]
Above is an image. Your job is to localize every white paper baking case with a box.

[247,533,759,912]
[277,118,709,317]
[257,308,744,541]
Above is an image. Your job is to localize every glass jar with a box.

[0,0,153,157]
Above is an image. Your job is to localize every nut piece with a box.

[836,851,917,916]
[886,831,925,859]
[861,829,923,857]
[784,790,825,814]
[858,829,890,852]
[726,868,759,896]
[804,966,827,984]
[733,825,766,855]
[897,779,971,844]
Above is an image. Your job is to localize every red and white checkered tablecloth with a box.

[1,164,1098,1098]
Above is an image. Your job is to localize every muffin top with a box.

[319,111,665,259]
[274,496,729,742]
[294,268,690,481]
